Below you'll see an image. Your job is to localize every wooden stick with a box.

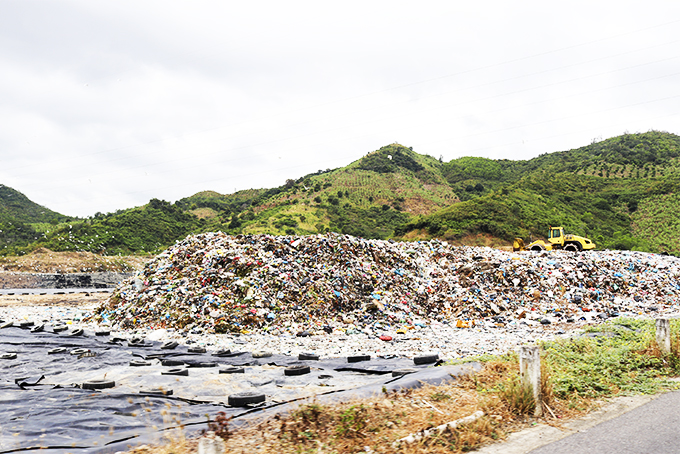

[392,411,485,447]
[543,401,557,419]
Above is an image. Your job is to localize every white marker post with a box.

[198,432,226,454]
[519,345,542,417]
[656,318,671,355]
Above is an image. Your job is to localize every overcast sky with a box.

[1,1,679,217]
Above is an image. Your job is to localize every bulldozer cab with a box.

[548,226,565,245]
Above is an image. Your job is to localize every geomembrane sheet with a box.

[0,324,477,453]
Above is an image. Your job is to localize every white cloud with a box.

[0,0,679,216]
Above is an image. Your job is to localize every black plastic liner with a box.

[0,272,132,290]
[0,324,478,453]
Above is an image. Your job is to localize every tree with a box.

[229,216,241,229]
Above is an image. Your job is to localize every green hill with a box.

[400,130,680,253]
[0,185,69,253]
[0,185,65,223]
[35,199,203,255]
[170,144,457,240]
[3,131,680,256]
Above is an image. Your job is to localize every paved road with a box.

[529,390,680,454]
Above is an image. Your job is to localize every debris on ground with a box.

[0,247,148,273]
[92,232,680,338]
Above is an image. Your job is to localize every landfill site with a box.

[2,232,680,452]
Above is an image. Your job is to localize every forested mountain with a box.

[402,130,680,253]
[2,131,680,255]
[0,185,69,253]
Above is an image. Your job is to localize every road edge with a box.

[475,393,661,454]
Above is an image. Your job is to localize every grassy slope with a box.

[4,132,680,255]
[0,185,66,224]
[222,144,458,238]
[0,185,69,253]
[404,131,680,253]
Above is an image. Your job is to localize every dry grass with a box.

[123,358,592,454]
[97,320,680,453]
[224,385,497,453]
[190,208,218,220]
[126,437,197,454]
[0,247,149,273]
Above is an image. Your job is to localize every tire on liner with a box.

[228,391,266,407]
[82,379,115,390]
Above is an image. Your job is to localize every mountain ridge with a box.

[2,131,680,255]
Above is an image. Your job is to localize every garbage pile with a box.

[93,232,680,335]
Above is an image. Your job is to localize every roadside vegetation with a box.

[123,318,680,453]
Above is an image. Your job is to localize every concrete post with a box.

[519,345,542,417]
[198,432,226,454]
[656,318,671,355]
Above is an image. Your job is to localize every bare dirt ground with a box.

[0,247,151,273]
[0,249,148,307]
[0,292,109,307]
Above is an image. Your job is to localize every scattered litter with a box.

[91,232,680,343]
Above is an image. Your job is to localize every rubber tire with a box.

[347,354,371,363]
[413,354,439,365]
[161,341,179,350]
[130,360,152,367]
[140,388,173,396]
[188,346,207,353]
[30,324,45,333]
[48,347,67,354]
[252,351,273,358]
[69,348,90,356]
[212,349,232,357]
[161,359,185,367]
[564,243,581,252]
[392,368,418,377]
[128,341,152,347]
[19,321,34,328]
[1,353,17,360]
[220,367,245,374]
[284,365,311,376]
[82,379,115,390]
[69,328,84,336]
[95,330,110,336]
[298,352,320,361]
[187,361,217,368]
[162,368,189,376]
[228,391,266,407]
[52,325,68,332]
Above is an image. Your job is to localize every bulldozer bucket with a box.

[513,238,525,251]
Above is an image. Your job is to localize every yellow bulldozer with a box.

[513,226,596,252]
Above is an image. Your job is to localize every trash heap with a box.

[94,232,680,335]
